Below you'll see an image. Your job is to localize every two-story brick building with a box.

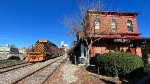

[71,10,150,64]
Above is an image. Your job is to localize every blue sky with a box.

[0,0,150,48]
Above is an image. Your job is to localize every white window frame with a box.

[111,19,117,32]
[94,19,100,30]
[126,20,133,32]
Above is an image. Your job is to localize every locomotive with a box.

[25,40,62,62]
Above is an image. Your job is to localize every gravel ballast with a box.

[61,61,79,84]
[0,56,63,84]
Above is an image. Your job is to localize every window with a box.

[127,20,133,32]
[94,19,100,30]
[111,19,117,32]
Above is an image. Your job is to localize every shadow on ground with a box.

[7,56,20,60]
[86,65,98,74]
[86,65,117,84]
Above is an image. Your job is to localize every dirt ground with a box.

[45,62,122,84]
[73,65,121,84]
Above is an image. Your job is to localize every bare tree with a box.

[64,0,113,64]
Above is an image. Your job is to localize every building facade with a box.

[18,48,27,54]
[61,41,69,54]
[72,10,150,64]
[0,44,18,54]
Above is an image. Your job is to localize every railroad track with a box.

[0,60,15,63]
[0,62,33,74]
[0,56,66,84]
[0,61,27,69]
[14,56,66,84]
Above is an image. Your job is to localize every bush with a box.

[145,63,150,68]
[96,52,144,77]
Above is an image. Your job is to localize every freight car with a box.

[25,40,60,62]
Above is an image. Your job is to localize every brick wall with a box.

[84,11,139,35]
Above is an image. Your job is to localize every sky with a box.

[0,0,150,48]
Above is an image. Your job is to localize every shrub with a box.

[145,63,150,68]
[96,52,144,77]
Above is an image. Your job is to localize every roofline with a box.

[87,10,139,16]
[92,33,141,35]
[87,36,150,40]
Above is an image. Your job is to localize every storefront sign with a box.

[114,39,129,43]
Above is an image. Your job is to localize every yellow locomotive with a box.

[25,40,61,62]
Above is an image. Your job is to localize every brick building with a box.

[71,10,150,64]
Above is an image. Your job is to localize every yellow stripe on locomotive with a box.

[34,43,44,52]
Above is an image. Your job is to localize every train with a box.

[25,40,64,62]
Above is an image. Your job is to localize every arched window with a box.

[127,20,133,32]
[94,19,100,30]
[111,19,117,32]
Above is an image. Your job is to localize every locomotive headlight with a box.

[32,56,36,59]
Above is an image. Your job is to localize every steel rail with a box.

[42,58,66,84]
[0,63,33,74]
[12,56,66,84]
[0,62,29,69]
